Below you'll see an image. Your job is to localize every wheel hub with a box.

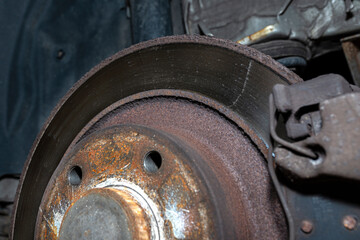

[37,124,218,239]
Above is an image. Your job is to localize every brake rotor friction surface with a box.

[37,91,285,239]
[12,35,301,239]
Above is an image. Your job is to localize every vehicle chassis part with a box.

[11,35,300,239]
[270,74,360,239]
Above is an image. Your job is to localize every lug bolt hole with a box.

[143,151,162,173]
[68,166,82,186]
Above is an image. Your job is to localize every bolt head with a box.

[57,49,65,59]
[301,220,313,234]
[343,215,357,230]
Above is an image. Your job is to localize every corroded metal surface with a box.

[342,33,360,86]
[37,91,288,239]
[12,35,300,239]
[37,126,216,239]
[59,188,150,240]
[78,91,286,239]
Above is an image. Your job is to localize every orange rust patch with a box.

[36,125,215,239]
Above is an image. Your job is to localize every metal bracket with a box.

[271,74,360,180]
[269,74,360,240]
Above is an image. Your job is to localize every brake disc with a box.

[11,35,301,239]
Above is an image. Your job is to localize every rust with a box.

[36,125,216,239]
[74,90,286,239]
[12,35,299,239]
[60,188,152,240]
[342,33,360,86]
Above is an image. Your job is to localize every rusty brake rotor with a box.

[11,35,301,239]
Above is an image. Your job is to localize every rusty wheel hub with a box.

[38,125,217,239]
[11,35,301,239]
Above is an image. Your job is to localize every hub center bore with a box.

[59,188,151,240]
